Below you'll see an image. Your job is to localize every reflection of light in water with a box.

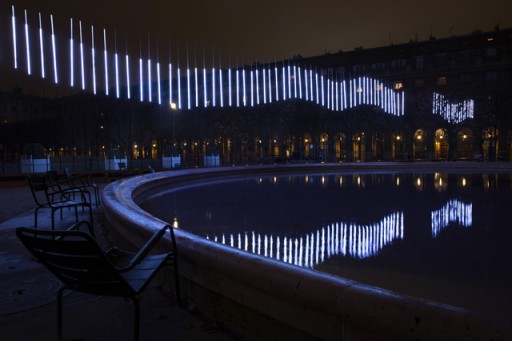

[206,211,404,269]
[431,199,472,238]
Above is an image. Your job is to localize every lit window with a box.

[394,82,403,90]
[437,76,448,85]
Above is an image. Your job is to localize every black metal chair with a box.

[27,174,94,230]
[63,167,101,206]
[16,222,180,341]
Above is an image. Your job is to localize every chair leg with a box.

[128,296,140,341]
[57,287,66,340]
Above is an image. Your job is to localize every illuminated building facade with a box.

[0,7,511,170]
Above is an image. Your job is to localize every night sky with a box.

[2,0,511,94]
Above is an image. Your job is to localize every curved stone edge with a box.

[102,163,511,340]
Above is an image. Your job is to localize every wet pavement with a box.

[0,179,237,341]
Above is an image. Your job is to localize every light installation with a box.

[24,10,31,75]
[433,93,474,123]
[206,212,404,269]
[10,6,418,119]
[431,199,472,238]
[39,13,45,79]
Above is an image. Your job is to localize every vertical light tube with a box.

[282,65,286,100]
[287,64,292,99]
[125,54,130,99]
[194,67,198,107]
[39,13,45,79]
[187,67,191,109]
[255,68,260,105]
[157,62,161,104]
[326,78,330,109]
[148,58,152,102]
[219,68,223,107]
[203,66,207,107]
[24,10,31,75]
[263,67,267,104]
[91,25,97,95]
[242,68,246,106]
[315,72,319,104]
[321,75,325,107]
[139,57,143,102]
[250,69,254,106]
[268,68,272,103]
[79,20,85,89]
[177,67,182,109]
[51,15,58,84]
[293,65,297,98]
[236,69,240,107]
[309,69,313,102]
[298,66,302,99]
[115,52,119,98]
[228,68,232,106]
[169,63,172,105]
[70,18,74,86]
[12,6,18,69]
[212,67,216,106]
[335,81,339,111]
[274,66,279,101]
[304,69,308,100]
[103,29,108,95]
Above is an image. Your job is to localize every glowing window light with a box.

[12,6,18,69]
[203,67,207,107]
[148,59,152,102]
[263,68,267,103]
[282,66,286,100]
[250,70,254,106]
[194,67,198,107]
[236,69,240,107]
[219,68,223,107]
[125,54,131,99]
[177,67,182,109]
[39,13,45,79]
[212,67,216,106]
[79,20,85,89]
[51,15,58,84]
[298,66,302,99]
[115,53,119,98]
[69,18,73,86]
[315,72,319,104]
[157,62,161,104]
[186,67,191,109]
[103,29,108,95]
[242,68,247,106]
[24,10,31,75]
[228,68,232,106]
[255,68,260,105]
[91,25,97,95]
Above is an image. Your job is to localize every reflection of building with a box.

[206,212,404,268]
[1,22,511,169]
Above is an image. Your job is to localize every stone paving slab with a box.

[0,182,237,341]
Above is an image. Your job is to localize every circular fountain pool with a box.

[103,163,512,339]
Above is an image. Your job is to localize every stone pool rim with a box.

[102,162,511,340]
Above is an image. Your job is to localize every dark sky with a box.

[2,0,511,95]
[7,0,512,62]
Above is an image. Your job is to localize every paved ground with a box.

[0,178,237,341]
